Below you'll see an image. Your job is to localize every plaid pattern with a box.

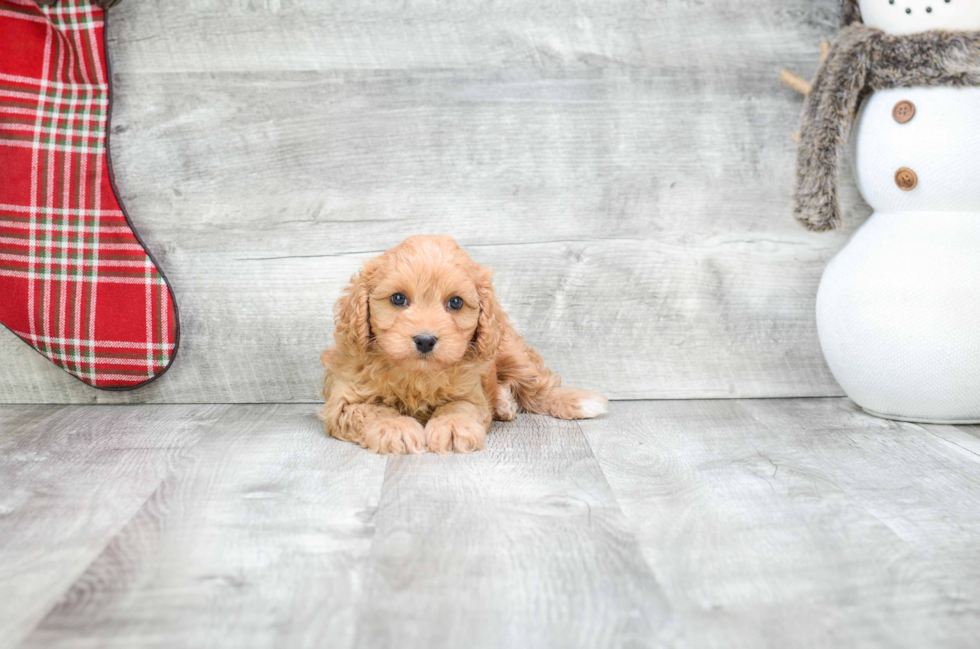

[0,0,178,389]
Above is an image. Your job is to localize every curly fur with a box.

[795,24,980,231]
[320,235,608,455]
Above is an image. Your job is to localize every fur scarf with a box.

[794,24,980,231]
[839,0,862,28]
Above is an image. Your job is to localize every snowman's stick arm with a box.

[780,41,831,96]
[780,70,812,96]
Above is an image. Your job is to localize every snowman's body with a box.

[817,86,980,422]
[810,0,980,422]
[801,1,980,422]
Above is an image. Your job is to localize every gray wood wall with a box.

[0,0,866,404]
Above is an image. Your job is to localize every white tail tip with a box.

[577,396,608,419]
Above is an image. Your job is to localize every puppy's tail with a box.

[506,347,608,420]
[523,385,609,420]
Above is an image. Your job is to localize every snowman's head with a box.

[845,0,980,33]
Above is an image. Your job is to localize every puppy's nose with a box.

[413,334,438,354]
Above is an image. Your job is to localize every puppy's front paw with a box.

[424,415,487,454]
[362,417,426,455]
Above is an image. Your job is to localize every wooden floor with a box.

[3,399,980,648]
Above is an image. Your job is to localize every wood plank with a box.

[0,405,221,647]
[581,399,980,649]
[17,405,387,649]
[354,414,671,649]
[0,0,862,404]
[105,0,839,73]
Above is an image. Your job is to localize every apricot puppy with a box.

[320,235,608,454]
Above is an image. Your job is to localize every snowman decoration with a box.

[790,0,980,422]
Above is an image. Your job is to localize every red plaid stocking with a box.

[0,0,179,389]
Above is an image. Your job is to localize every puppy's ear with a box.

[333,259,378,353]
[474,266,502,360]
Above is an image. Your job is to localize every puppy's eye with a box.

[390,293,408,307]
[447,296,464,311]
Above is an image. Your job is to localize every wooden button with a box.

[893,100,915,124]
[895,167,918,191]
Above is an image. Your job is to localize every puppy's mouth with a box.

[408,350,448,370]
[405,342,453,371]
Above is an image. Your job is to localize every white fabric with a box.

[859,0,980,35]
[818,212,980,422]
[852,87,980,213]
[819,86,980,422]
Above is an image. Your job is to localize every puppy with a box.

[320,235,608,454]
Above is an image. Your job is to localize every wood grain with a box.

[17,405,387,649]
[0,0,864,403]
[105,0,840,73]
[0,405,220,647]
[5,401,980,647]
[580,398,980,649]
[354,414,671,649]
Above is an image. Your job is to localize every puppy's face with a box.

[342,236,489,372]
